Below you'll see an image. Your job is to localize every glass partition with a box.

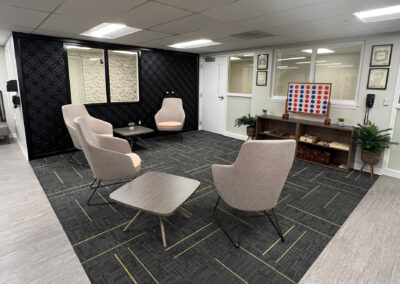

[228,55,254,94]
[67,46,107,104]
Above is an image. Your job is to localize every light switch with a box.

[383,97,391,106]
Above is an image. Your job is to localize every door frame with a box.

[383,64,400,179]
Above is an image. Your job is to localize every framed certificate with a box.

[370,44,392,67]
[367,68,389,90]
[257,54,268,70]
[256,71,267,86]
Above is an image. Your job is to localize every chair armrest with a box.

[88,116,113,136]
[154,109,163,124]
[97,135,132,154]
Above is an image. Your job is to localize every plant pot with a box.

[338,121,344,127]
[262,111,267,116]
[361,149,381,165]
[246,126,255,139]
[129,126,135,131]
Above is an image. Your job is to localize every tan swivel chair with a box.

[212,140,296,247]
[155,98,185,141]
[74,116,141,206]
[62,104,113,151]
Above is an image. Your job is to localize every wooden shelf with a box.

[298,140,349,152]
[256,115,355,172]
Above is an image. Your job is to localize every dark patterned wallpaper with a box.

[14,34,199,160]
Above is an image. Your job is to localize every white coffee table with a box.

[110,171,200,247]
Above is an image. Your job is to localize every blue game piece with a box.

[312,86,316,89]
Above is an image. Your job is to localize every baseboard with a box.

[224,131,247,141]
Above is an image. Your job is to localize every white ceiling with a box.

[0,0,399,53]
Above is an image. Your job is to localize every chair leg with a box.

[213,196,240,248]
[87,178,116,206]
[265,208,285,242]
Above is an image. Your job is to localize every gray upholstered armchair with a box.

[62,104,113,151]
[212,140,296,247]
[155,98,185,141]
[74,116,141,206]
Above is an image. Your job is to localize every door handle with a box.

[218,96,224,100]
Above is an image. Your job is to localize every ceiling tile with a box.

[55,0,147,21]
[0,28,11,45]
[182,23,253,39]
[37,14,99,35]
[114,2,192,29]
[156,0,235,12]
[150,14,220,34]
[141,35,193,47]
[0,3,48,29]
[202,0,330,22]
[109,30,172,44]
[0,0,64,12]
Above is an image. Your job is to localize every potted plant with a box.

[128,122,135,131]
[235,114,257,140]
[353,122,398,172]
[262,108,268,116]
[337,117,345,127]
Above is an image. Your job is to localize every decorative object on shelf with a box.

[283,82,332,125]
[367,68,389,90]
[257,54,268,70]
[299,134,318,143]
[128,122,135,131]
[370,44,392,67]
[256,71,267,86]
[235,114,256,141]
[297,144,331,165]
[337,117,345,127]
[262,108,267,116]
[353,122,398,178]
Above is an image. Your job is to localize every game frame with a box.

[282,82,332,125]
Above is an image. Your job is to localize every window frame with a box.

[227,52,255,97]
[64,42,141,106]
[271,41,365,109]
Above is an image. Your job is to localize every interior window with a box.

[67,46,107,104]
[274,50,311,97]
[315,45,362,100]
[228,55,254,94]
[108,50,140,103]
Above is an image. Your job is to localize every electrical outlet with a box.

[383,97,391,106]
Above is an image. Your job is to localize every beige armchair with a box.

[155,98,185,141]
[74,116,141,206]
[212,140,296,247]
[62,104,113,151]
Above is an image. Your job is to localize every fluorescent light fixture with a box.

[89,58,100,61]
[296,60,327,64]
[230,56,241,60]
[277,57,306,61]
[302,48,334,54]
[168,39,221,49]
[317,62,342,66]
[66,45,91,50]
[277,66,299,70]
[354,5,400,22]
[243,54,254,57]
[328,64,354,68]
[81,23,141,39]
[112,50,138,55]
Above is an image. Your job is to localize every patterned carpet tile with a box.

[30,131,378,283]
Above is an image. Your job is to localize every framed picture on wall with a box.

[257,54,268,70]
[256,71,267,86]
[370,44,392,67]
[367,68,389,90]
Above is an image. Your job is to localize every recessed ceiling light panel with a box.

[277,57,306,61]
[354,5,400,22]
[112,50,138,55]
[302,48,334,54]
[81,23,142,39]
[168,39,221,49]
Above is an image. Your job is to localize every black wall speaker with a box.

[7,80,18,92]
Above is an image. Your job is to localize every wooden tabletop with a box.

[110,171,200,216]
[113,126,154,137]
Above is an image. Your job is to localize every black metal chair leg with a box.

[265,208,285,242]
[87,179,116,206]
[214,196,240,248]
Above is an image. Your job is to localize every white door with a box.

[200,56,227,135]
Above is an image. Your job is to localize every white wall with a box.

[201,32,400,174]
[3,36,28,159]
[0,47,8,122]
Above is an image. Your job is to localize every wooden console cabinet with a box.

[256,115,355,172]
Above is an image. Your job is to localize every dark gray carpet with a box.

[30,131,377,283]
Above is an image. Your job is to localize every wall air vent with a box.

[230,30,274,40]
[205,57,215,62]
